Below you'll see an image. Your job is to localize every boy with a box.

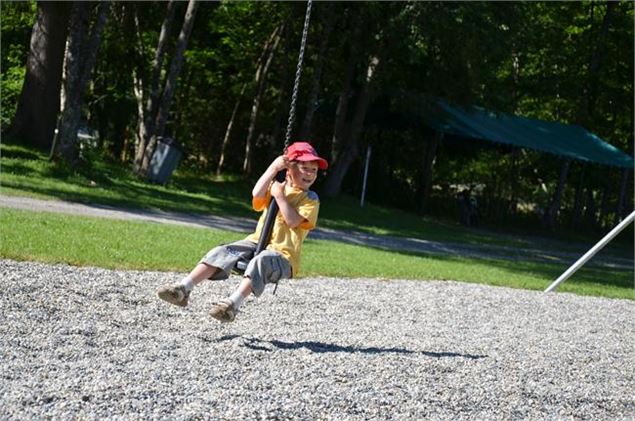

[156,141,328,322]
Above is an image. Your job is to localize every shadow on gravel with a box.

[216,335,487,360]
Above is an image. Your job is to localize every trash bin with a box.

[147,137,182,184]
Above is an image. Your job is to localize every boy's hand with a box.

[252,156,288,199]
[271,156,288,173]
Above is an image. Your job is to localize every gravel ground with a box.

[1,259,634,420]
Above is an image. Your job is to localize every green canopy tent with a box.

[425,99,633,169]
[417,98,633,228]
[420,100,633,291]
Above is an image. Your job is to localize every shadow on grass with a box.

[1,148,255,215]
[2,173,255,218]
[0,146,43,161]
[215,335,487,359]
[320,196,634,255]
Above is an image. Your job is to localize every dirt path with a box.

[1,194,632,269]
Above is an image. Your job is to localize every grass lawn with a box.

[1,140,633,299]
[1,208,633,300]
[2,141,633,257]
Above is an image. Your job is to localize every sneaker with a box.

[157,284,190,307]
[209,299,237,323]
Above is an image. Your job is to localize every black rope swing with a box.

[235,0,313,280]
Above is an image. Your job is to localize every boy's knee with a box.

[245,252,291,297]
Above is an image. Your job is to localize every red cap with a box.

[285,141,328,170]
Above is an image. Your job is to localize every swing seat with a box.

[233,258,249,275]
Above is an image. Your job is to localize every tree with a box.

[217,23,283,175]
[216,81,248,175]
[134,0,199,177]
[53,2,110,167]
[6,2,71,149]
[543,1,617,229]
[323,53,381,198]
[133,1,177,174]
[2,2,631,229]
[298,6,335,139]
[241,21,284,176]
[322,3,405,198]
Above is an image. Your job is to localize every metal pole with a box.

[544,210,635,293]
[360,145,371,207]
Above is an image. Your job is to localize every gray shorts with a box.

[199,239,292,297]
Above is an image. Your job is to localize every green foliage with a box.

[0,65,25,129]
[1,1,632,231]
[0,1,35,128]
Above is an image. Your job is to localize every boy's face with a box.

[288,161,319,191]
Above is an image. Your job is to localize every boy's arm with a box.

[271,181,305,229]
[252,156,287,199]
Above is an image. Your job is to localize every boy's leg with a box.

[229,276,253,307]
[243,251,291,297]
[209,276,252,322]
[157,240,256,308]
[157,263,219,307]
[188,263,220,286]
[209,251,290,322]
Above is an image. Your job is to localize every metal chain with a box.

[283,0,313,149]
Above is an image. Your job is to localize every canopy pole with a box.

[544,210,635,293]
[360,145,371,207]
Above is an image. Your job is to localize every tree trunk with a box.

[146,0,176,135]
[507,149,520,217]
[615,168,630,223]
[216,82,247,175]
[268,35,293,159]
[572,164,586,228]
[242,23,284,175]
[139,0,198,176]
[417,131,442,213]
[298,7,335,139]
[584,187,597,228]
[130,4,149,162]
[6,2,71,149]
[329,13,362,164]
[132,64,146,158]
[329,55,356,165]
[543,159,570,230]
[133,0,177,173]
[579,1,616,124]
[54,2,110,167]
[323,54,381,198]
[598,168,612,227]
[217,23,282,176]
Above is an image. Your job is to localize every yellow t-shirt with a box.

[245,185,320,277]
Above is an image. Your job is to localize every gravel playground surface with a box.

[1,259,634,420]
